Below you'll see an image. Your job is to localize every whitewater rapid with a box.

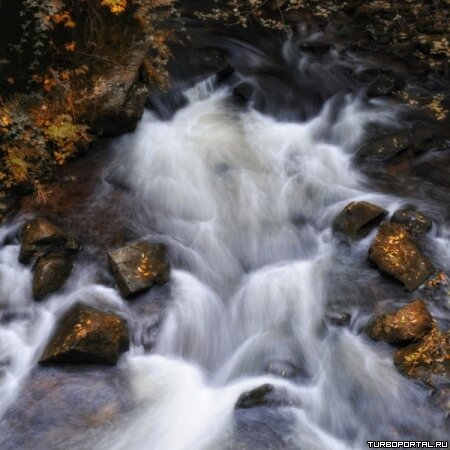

[1,36,449,450]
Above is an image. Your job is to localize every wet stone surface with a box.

[40,304,130,365]
[391,208,433,237]
[368,222,434,291]
[107,241,170,298]
[366,299,433,344]
[333,201,387,239]
[19,217,67,264]
[32,252,73,301]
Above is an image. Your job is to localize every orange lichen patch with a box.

[394,325,450,382]
[369,222,434,291]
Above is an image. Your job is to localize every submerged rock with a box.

[368,222,434,291]
[19,217,66,264]
[264,360,301,378]
[40,304,129,365]
[325,309,351,327]
[391,209,432,237]
[366,299,433,344]
[394,327,450,385]
[333,201,387,239]
[107,241,170,298]
[233,83,254,103]
[32,252,73,301]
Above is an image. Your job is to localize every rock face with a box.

[394,327,450,385]
[368,222,434,291]
[19,217,67,264]
[40,304,129,365]
[366,300,433,344]
[391,209,432,237]
[32,252,73,300]
[333,201,387,239]
[107,241,170,298]
[73,41,150,137]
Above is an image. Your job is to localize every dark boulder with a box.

[32,252,73,300]
[333,201,387,239]
[411,125,436,155]
[368,222,434,291]
[357,131,409,161]
[19,217,67,264]
[40,304,129,365]
[235,384,290,409]
[366,299,433,344]
[107,241,170,298]
[391,209,432,236]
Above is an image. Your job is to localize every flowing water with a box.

[0,24,449,450]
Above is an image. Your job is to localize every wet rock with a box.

[264,360,300,378]
[233,83,254,103]
[236,385,273,409]
[394,327,450,385]
[333,201,388,239]
[40,304,129,365]
[367,73,397,97]
[107,241,170,298]
[32,252,73,301]
[366,299,433,344]
[410,125,436,155]
[368,222,434,291]
[64,234,82,253]
[357,131,410,161]
[391,209,432,237]
[325,309,351,326]
[235,384,288,409]
[19,217,67,264]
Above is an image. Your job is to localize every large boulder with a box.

[32,252,73,300]
[394,327,450,385]
[333,201,387,239]
[391,209,432,237]
[40,304,129,365]
[366,299,433,344]
[19,217,67,264]
[368,222,434,291]
[107,241,170,298]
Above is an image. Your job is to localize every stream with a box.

[0,18,449,450]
